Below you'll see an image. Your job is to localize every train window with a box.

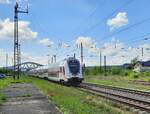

[68,59,80,75]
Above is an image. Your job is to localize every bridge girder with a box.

[19,62,43,71]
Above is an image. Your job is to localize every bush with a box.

[84,69,90,76]
[129,72,139,79]
[84,66,132,77]
[124,71,129,76]
[143,72,150,77]
[0,68,13,75]
[92,66,99,75]
[111,67,122,75]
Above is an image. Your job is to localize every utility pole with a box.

[51,56,53,64]
[99,50,102,72]
[46,54,50,66]
[6,53,8,75]
[104,55,107,76]
[80,43,83,65]
[14,2,28,80]
[53,55,56,63]
[18,44,21,78]
[47,45,51,66]
[80,43,84,74]
[142,47,144,57]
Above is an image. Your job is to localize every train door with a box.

[59,66,66,81]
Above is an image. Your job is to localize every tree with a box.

[131,57,139,69]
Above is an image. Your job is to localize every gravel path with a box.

[0,83,62,114]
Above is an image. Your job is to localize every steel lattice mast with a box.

[14,2,28,79]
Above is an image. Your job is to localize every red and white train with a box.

[29,57,83,85]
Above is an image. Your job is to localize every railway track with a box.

[132,80,150,86]
[78,82,150,113]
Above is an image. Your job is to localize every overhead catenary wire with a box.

[74,0,106,32]
[73,0,135,39]
[123,34,150,46]
[99,17,150,43]
[30,15,68,57]
[101,32,150,48]
[87,0,106,18]
[30,0,135,58]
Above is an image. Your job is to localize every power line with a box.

[100,17,150,43]
[74,0,134,38]
[65,48,78,56]
[74,0,106,32]
[87,0,106,18]
[124,34,150,46]
[123,32,150,43]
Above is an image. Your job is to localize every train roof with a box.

[48,57,80,68]
[31,57,80,70]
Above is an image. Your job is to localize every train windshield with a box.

[68,59,80,75]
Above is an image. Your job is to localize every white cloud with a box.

[107,12,128,30]
[75,36,96,49]
[0,0,11,4]
[0,18,38,40]
[86,38,124,57]
[108,44,150,65]
[89,47,99,53]
[128,44,150,61]
[38,38,54,47]
[21,52,48,65]
[82,37,150,65]
[59,42,70,48]
[102,39,124,56]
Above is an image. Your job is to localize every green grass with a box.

[0,76,132,114]
[0,93,6,105]
[84,75,150,91]
[29,77,132,114]
[0,78,13,105]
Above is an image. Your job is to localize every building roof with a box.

[137,60,150,67]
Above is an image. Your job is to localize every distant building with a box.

[134,60,150,72]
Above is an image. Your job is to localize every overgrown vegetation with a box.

[130,57,140,69]
[83,66,150,91]
[0,76,132,114]
[84,56,149,79]
[84,66,150,79]
[0,68,13,76]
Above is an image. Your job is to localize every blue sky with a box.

[0,0,150,66]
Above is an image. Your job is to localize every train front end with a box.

[67,57,83,85]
